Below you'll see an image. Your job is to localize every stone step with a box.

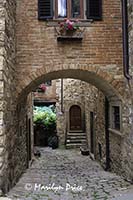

[67,135,86,140]
[66,139,87,144]
[66,143,87,149]
[67,132,86,136]
[66,132,87,149]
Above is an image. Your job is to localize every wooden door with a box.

[69,105,82,131]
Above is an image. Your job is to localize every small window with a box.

[38,0,102,20]
[112,106,120,130]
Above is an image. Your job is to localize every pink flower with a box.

[39,84,46,91]
[59,19,80,34]
[66,19,70,24]
[68,24,73,30]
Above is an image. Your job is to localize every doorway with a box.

[69,105,82,131]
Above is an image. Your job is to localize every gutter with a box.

[121,0,132,80]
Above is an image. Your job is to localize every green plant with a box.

[33,106,56,131]
[33,105,57,147]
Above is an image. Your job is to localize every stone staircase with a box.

[66,132,87,149]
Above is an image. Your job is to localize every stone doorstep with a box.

[0,198,12,200]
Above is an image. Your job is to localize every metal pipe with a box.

[105,97,110,171]
[121,0,132,80]
[61,78,64,113]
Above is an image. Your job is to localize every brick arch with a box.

[17,66,124,101]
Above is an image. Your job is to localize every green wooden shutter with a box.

[86,0,102,20]
[38,0,53,20]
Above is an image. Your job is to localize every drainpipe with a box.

[61,78,64,113]
[105,97,110,171]
[121,0,132,80]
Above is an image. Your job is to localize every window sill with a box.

[46,19,94,27]
[109,128,124,138]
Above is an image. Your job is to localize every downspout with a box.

[121,0,132,80]
[61,78,64,113]
[105,97,110,171]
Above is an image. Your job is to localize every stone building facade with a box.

[0,0,132,193]
[34,78,107,168]
[56,79,107,167]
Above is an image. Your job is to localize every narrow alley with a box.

[6,148,133,200]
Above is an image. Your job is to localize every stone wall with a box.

[84,84,98,151]
[56,79,132,176]
[0,0,34,191]
[56,79,86,144]
[0,0,17,192]
[128,0,133,75]
[56,79,106,167]
[0,0,6,190]
[94,92,106,167]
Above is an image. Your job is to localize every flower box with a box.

[56,19,84,41]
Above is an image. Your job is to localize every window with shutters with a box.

[38,0,102,20]
[109,102,122,132]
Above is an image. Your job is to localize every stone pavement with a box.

[4,147,133,200]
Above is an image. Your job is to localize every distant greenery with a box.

[33,105,56,132]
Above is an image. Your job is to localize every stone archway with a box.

[16,67,124,102]
[1,67,133,193]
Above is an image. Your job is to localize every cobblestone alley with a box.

[6,148,133,200]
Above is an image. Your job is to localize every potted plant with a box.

[57,19,84,41]
[58,19,80,36]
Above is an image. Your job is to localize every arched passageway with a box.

[17,68,123,102]
[1,68,133,194]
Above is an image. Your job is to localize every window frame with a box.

[54,0,84,19]
[109,101,122,132]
